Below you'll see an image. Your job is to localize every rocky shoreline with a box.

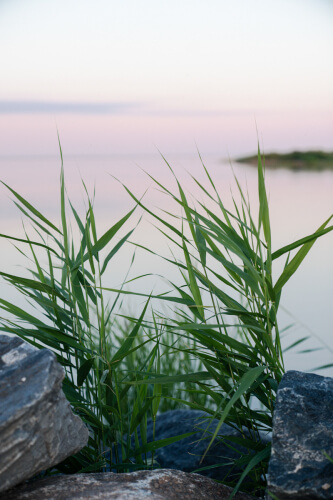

[1,334,333,499]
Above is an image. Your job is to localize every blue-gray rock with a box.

[143,409,249,481]
[0,469,254,499]
[266,370,333,500]
[107,409,269,484]
[0,334,89,493]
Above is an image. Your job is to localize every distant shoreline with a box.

[234,151,333,171]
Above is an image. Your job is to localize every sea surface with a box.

[0,153,332,376]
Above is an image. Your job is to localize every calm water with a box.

[0,153,332,375]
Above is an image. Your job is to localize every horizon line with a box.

[0,99,284,116]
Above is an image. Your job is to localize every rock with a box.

[266,370,333,500]
[107,409,269,484]
[142,410,251,481]
[0,334,89,493]
[0,469,254,499]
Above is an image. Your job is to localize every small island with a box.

[235,150,333,171]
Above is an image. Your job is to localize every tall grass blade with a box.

[274,216,333,294]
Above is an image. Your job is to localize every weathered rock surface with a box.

[0,469,254,499]
[266,370,333,500]
[111,409,268,483]
[143,409,250,480]
[0,334,89,493]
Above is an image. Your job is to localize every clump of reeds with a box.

[117,146,332,496]
[0,142,331,497]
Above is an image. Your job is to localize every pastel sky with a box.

[0,0,332,155]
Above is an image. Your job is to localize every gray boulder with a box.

[0,334,89,493]
[143,410,252,481]
[0,469,254,499]
[108,409,269,484]
[266,370,333,499]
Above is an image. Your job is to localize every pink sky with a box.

[0,110,332,157]
[0,0,332,156]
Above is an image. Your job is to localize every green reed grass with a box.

[0,143,332,497]
[0,142,202,475]
[112,145,333,496]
